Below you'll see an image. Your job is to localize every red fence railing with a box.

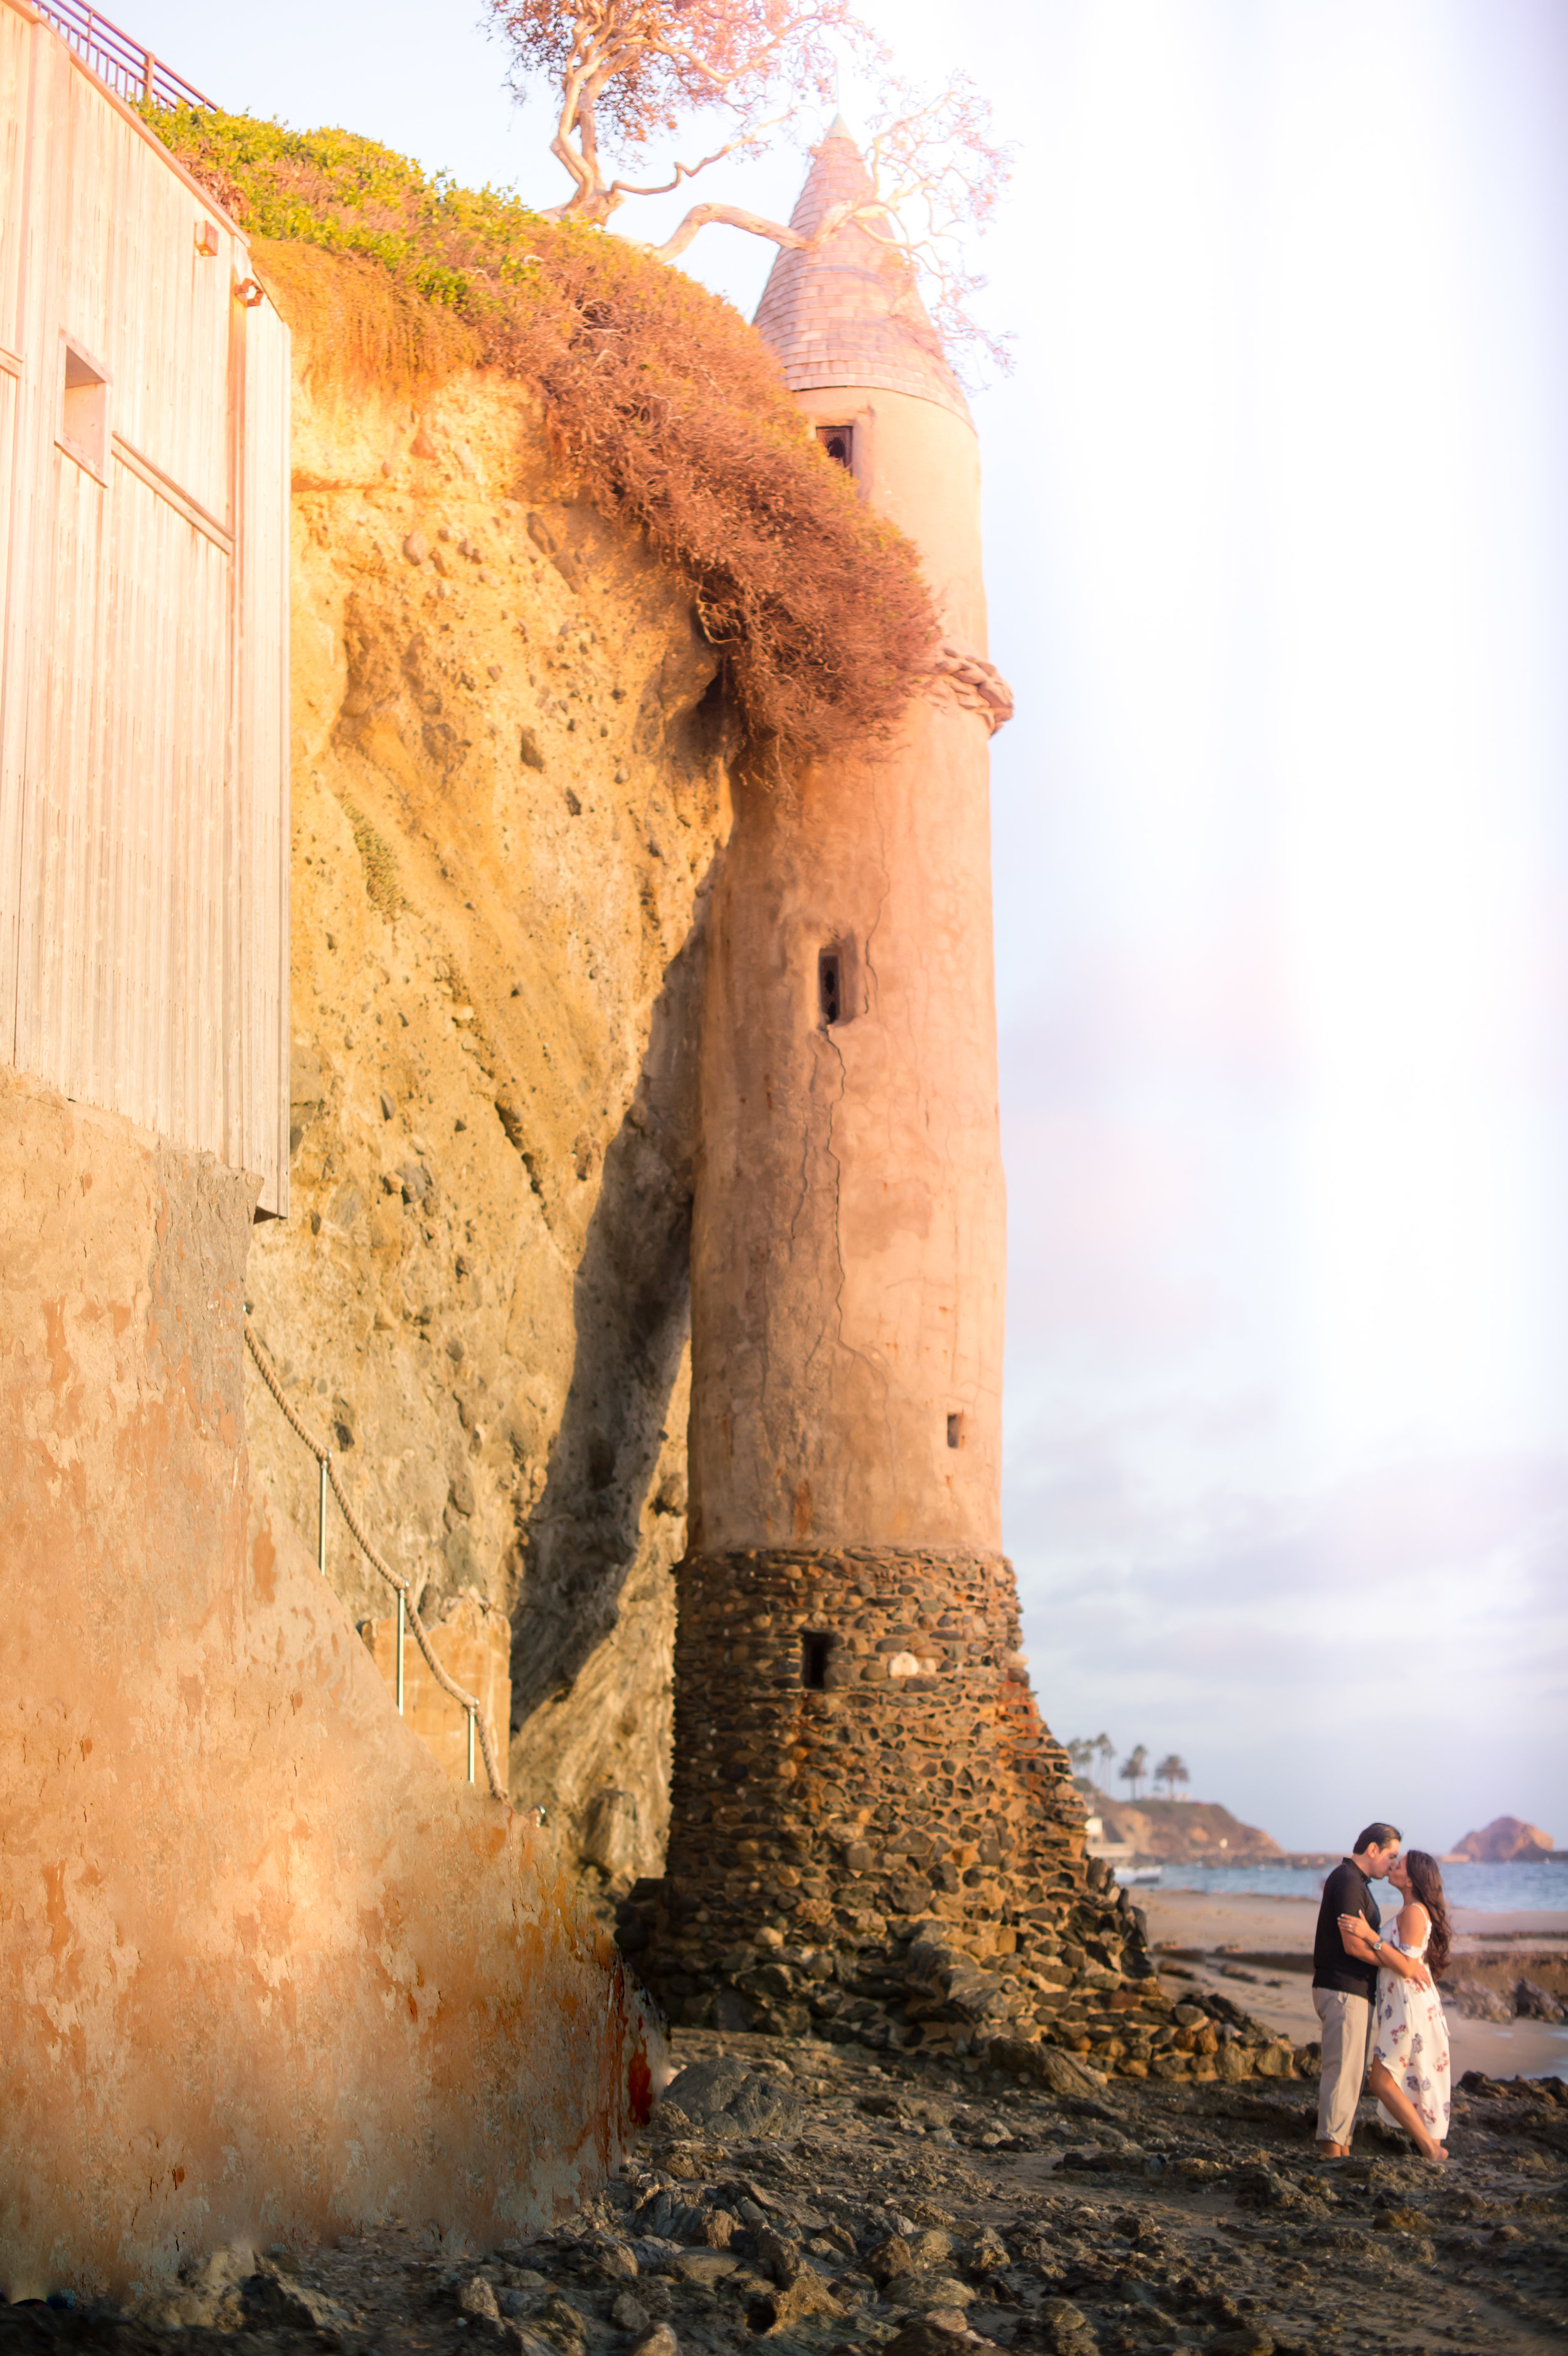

[36,0,215,110]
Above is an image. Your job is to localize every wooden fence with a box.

[0,0,289,1212]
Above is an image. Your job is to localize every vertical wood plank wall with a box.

[0,0,290,1212]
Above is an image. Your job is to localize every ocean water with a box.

[1120,1857,1568,1915]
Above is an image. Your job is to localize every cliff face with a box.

[1087,1789,1282,1865]
[244,355,733,1886]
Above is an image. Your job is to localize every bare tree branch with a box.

[487,0,1011,375]
[646,193,857,263]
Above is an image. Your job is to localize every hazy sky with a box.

[125,0,1568,1851]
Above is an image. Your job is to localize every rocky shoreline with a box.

[6,2024,1564,2356]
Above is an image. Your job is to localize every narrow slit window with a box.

[946,1413,963,1450]
[818,949,842,1026]
[802,1631,832,1689]
[817,424,854,468]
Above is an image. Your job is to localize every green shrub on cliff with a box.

[151,111,938,777]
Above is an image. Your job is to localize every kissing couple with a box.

[1311,1821,1453,2163]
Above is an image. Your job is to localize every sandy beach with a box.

[1140,1883,1568,2080]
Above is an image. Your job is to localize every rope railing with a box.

[244,1320,509,1805]
[35,0,216,111]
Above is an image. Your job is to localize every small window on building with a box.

[818,948,843,1026]
[60,337,109,480]
[817,424,854,469]
[946,1413,964,1450]
[802,1631,833,1689]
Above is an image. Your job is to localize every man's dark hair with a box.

[1353,1822,1401,1855]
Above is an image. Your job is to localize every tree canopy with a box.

[487,0,1011,371]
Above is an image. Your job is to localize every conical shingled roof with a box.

[753,117,972,425]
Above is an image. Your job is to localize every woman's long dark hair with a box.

[1406,1850,1451,1978]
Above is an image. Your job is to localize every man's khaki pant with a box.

[1314,1987,1372,2145]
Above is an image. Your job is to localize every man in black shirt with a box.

[1312,1822,1405,2153]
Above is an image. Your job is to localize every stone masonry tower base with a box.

[620,1547,1164,2063]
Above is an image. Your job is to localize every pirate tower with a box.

[623,123,1157,2052]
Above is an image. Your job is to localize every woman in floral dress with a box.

[1339,1848,1452,2161]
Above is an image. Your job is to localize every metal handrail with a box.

[244,1319,509,1803]
[35,0,216,110]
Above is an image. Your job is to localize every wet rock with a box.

[886,2270,975,2311]
[747,2268,843,2333]
[632,2188,707,2241]
[665,2253,737,2290]
[1444,1975,1514,2020]
[458,2274,506,2328]
[987,2039,1105,2098]
[1515,1977,1568,2023]
[589,2238,640,2279]
[1039,2297,1098,2354]
[864,2230,953,2286]
[882,2322,974,2356]
[966,2226,1010,2274]
[751,2226,802,2283]
[659,2055,803,2138]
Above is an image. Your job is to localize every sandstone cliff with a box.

[1086,1788,1282,1865]
[244,353,733,1889]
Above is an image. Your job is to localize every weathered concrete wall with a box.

[242,353,732,1884]
[0,1066,657,2301]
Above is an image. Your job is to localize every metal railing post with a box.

[36,1,219,110]
[243,1320,502,1803]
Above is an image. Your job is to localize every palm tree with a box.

[1155,1753,1190,1800]
[1120,1744,1148,1800]
[1094,1731,1115,1788]
[1066,1738,1096,1784]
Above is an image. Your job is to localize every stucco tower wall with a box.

[687,387,1004,1554]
